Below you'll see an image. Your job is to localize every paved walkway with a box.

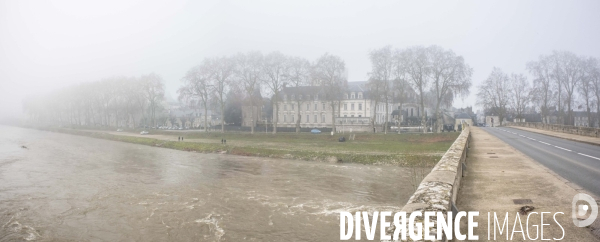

[509,126,600,146]
[457,127,599,241]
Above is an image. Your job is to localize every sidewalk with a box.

[457,127,599,241]
[509,126,600,146]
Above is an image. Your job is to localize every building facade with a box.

[262,81,426,131]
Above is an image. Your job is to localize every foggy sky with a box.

[2,0,600,119]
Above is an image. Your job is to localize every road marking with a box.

[578,153,600,161]
[554,146,572,152]
[539,141,551,145]
[528,138,536,141]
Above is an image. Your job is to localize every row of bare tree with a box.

[367,45,473,133]
[177,51,347,133]
[23,73,165,128]
[477,51,600,127]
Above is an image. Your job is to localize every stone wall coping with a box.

[384,127,470,242]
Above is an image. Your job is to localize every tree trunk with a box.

[296,100,301,133]
[420,92,426,133]
[331,101,336,133]
[204,105,208,132]
[272,98,278,134]
[384,99,389,134]
[221,101,225,133]
[250,104,255,134]
[435,105,441,133]
[371,100,378,133]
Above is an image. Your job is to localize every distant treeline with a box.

[23,47,599,132]
[476,51,600,127]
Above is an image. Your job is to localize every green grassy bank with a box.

[33,126,460,166]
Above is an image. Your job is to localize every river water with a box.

[0,125,415,241]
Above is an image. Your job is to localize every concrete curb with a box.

[383,127,470,242]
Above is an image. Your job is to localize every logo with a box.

[572,193,598,227]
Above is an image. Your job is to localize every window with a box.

[351,104,355,111]
[314,104,317,110]
[314,115,317,123]
[351,93,355,99]
[284,104,287,111]
[307,104,310,110]
[344,115,347,117]
[359,115,362,117]
[315,94,318,100]
[344,93,348,99]
[322,103,326,110]
[306,115,310,123]
[284,114,287,122]
[292,104,294,111]
[344,104,347,111]
[292,115,295,123]
[321,114,325,123]
[358,92,362,99]
[359,103,362,110]
[351,115,354,117]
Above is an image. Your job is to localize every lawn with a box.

[38,126,460,166]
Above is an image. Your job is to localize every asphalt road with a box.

[482,126,600,197]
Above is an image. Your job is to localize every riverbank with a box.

[0,125,414,241]
[26,125,460,166]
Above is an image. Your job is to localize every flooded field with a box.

[0,125,416,241]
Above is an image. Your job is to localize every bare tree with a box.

[286,56,311,132]
[367,77,384,132]
[392,77,411,126]
[235,52,264,134]
[591,58,600,128]
[312,53,347,133]
[261,51,289,134]
[206,57,234,133]
[477,67,511,126]
[527,55,554,123]
[179,63,213,132]
[395,46,430,133]
[427,46,472,132]
[579,57,598,127]
[555,51,585,125]
[121,77,142,128]
[368,46,394,134]
[509,73,530,121]
[140,73,165,128]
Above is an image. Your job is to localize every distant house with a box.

[164,107,216,129]
[574,111,599,127]
[522,113,542,123]
[455,112,472,130]
[485,116,499,127]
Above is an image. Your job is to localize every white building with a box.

[269,81,426,131]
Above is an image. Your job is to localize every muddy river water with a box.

[0,126,415,241]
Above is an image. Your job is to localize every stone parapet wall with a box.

[507,122,600,138]
[384,127,470,241]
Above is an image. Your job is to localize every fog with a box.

[1,0,599,121]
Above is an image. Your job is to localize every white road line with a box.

[539,141,551,145]
[554,146,572,152]
[578,153,600,161]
